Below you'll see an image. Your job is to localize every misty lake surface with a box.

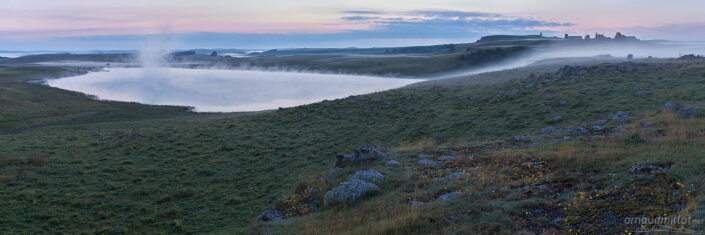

[47,68,424,112]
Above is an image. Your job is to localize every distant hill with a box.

[476,35,560,43]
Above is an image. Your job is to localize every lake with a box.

[46,68,424,112]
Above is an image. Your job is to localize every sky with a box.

[1,0,704,51]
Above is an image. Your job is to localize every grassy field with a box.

[1,52,705,233]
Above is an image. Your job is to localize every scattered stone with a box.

[352,145,386,163]
[438,155,461,161]
[551,115,564,122]
[539,126,563,135]
[323,179,380,206]
[454,119,471,126]
[444,172,470,179]
[608,111,630,122]
[634,90,652,96]
[436,192,460,201]
[349,169,385,183]
[512,135,529,142]
[677,106,697,119]
[256,209,286,223]
[592,119,607,125]
[558,100,567,105]
[520,162,543,168]
[637,122,654,128]
[662,101,682,113]
[410,201,425,205]
[627,164,669,175]
[673,190,681,197]
[334,154,352,168]
[384,160,401,167]
[417,154,432,159]
[589,126,607,132]
[120,160,134,165]
[519,184,548,191]
[568,126,589,135]
[418,159,441,166]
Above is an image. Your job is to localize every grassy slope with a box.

[0,56,704,233]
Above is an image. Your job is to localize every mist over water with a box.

[47,68,423,112]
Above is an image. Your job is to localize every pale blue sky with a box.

[1,0,704,50]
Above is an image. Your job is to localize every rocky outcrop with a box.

[323,179,380,206]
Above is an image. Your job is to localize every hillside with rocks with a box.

[252,58,705,234]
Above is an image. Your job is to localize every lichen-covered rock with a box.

[418,159,441,166]
[627,164,668,174]
[384,160,401,167]
[349,169,385,182]
[352,145,386,163]
[677,106,697,119]
[323,179,380,206]
[662,101,682,113]
[256,209,286,223]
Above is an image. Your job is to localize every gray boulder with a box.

[662,101,682,113]
[256,209,286,223]
[349,169,385,182]
[677,106,697,119]
[418,159,441,166]
[512,135,529,142]
[384,160,401,167]
[323,179,380,206]
[436,192,460,201]
[352,145,386,162]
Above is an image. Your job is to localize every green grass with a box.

[1,57,705,233]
